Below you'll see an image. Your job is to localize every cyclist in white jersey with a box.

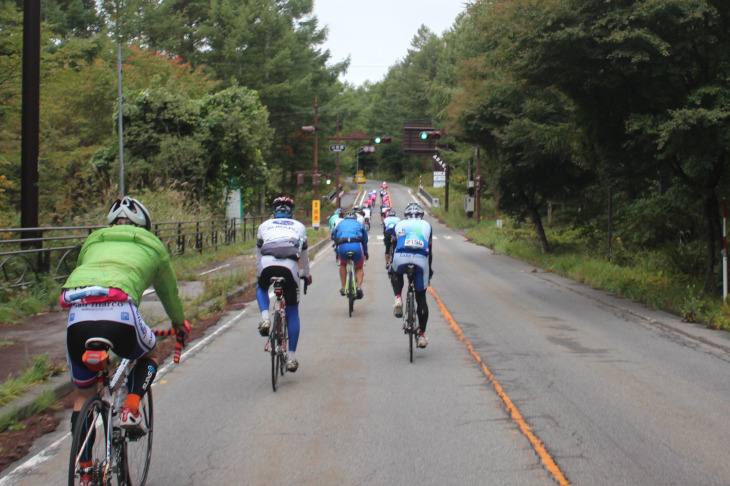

[255,197,312,372]
[390,203,433,348]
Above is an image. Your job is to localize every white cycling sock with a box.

[261,310,269,321]
[289,351,296,361]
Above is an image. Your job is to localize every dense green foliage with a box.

[0,0,344,225]
[3,0,730,301]
[365,0,730,297]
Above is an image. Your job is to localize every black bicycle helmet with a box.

[272,196,295,218]
[107,197,152,230]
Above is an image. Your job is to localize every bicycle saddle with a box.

[85,337,114,350]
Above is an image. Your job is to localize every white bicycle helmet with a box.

[404,203,424,219]
[107,196,152,230]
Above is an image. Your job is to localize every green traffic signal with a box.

[374,137,382,143]
[419,131,441,140]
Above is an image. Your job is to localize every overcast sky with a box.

[311,0,469,86]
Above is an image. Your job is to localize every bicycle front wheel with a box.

[271,312,282,391]
[69,395,108,486]
[119,389,153,486]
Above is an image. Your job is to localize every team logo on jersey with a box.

[274,220,295,226]
[121,312,130,321]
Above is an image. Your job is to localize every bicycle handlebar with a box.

[152,320,189,363]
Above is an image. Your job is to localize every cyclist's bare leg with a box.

[338,264,347,289]
[73,386,98,411]
[355,267,365,287]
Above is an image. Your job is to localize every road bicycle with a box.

[364,217,371,232]
[402,265,418,363]
[266,276,308,391]
[68,325,186,486]
[344,251,357,317]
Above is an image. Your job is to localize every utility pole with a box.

[476,146,482,221]
[21,0,40,245]
[313,97,319,202]
[335,115,341,208]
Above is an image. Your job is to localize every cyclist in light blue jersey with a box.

[382,209,400,270]
[390,203,433,348]
[328,208,342,232]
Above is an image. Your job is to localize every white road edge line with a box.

[0,240,329,484]
[0,306,251,484]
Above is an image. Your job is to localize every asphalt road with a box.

[4,181,730,485]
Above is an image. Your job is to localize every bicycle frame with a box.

[70,326,183,486]
[70,355,144,486]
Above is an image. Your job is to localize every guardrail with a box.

[418,186,440,208]
[0,216,267,288]
[326,185,344,202]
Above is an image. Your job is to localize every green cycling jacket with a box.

[63,224,185,325]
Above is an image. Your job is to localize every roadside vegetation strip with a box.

[0,357,62,410]
[428,286,572,486]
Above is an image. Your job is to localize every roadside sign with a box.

[362,145,375,153]
[329,144,346,153]
[312,200,321,228]
[433,171,446,188]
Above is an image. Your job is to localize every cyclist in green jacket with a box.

[62,197,189,442]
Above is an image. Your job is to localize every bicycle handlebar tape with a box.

[173,321,190,363]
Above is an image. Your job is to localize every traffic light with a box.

[419,131,441,140]
[374,136,392,143]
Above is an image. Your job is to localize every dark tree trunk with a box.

[529,205,551,254]
[701,191,721,294]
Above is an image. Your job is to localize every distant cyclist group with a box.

[63,181,431,485]
[328,181,433,348]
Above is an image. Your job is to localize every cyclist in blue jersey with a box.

[332,211,369,299]
[382,209,400,270]
[390,203,433,348]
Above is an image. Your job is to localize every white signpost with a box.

[432,154,446,188]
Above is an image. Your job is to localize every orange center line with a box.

[428,286,572,486]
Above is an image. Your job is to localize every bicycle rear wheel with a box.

[407,290,416,363]
[271,312,282,391]
[347,263,355,317]
[279,316,288,376]
[119,389,153,486]
[69,395,108,486]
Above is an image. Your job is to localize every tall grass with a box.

[0,356,63,408]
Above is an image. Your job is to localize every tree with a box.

[518,0,730,292]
